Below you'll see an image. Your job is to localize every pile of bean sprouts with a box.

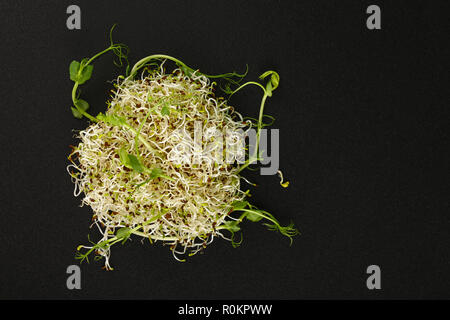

[68,65,252,268]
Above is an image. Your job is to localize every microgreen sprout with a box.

[69,24,128,122]
[68,27,299,270]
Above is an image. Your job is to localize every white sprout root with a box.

[68,66,252,268]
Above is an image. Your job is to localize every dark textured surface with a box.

[0,0,447,299]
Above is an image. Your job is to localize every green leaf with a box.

[223,220,241,233]
[116,227,132,244]
[259,70,280,96]
[259,70,279,89]
[75,99,89,111]
[117,148,147,175]
[118,148,130,166]
[127,154,144,173]
[116,227,131,239]
[161,105,170,116]
[150,167,163,179]
[71,107,83,119]
[78,64,94,84]
[69,60,94,84]
[69,60,80,82]
[96,112,107,122]
[245,211,263,222]
[231,200,249,211]
[97,113,127,127]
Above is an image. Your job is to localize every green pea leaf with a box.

[116,227,131,238]
[69,60,80,82]
[116,227,132,244]
[150,167,163,179]
[117,147,150,175]
[69,60,94,84]
[127,154,144,173]
[161,105,170,116]
[245,211,263,222]
[133,167,169,189]
[70,99,89,119]
[71,107,83,119]
[77,64,94,85]
[259,70,280,96]
[231,200,249,211]
[223,220,241,233]
[97,113,128,127]
[259,70,279,89]
[75,99,89,111]
[118,148,130,166]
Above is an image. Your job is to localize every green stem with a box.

[237,208,278,226]
[228,81,266,97]
[128,54,186,79]
[256,93,269,149]
[125,125,159,155]
[78,210,168,259]
[71,43,127,122]
[237,91,269,173]
[131,231,177,241]
[127,54,246,81]
[71,82,98,122]
[79,236,118,259]
[86,46,116,66]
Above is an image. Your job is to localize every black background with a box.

[0,0,448,299]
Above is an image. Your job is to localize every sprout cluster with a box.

[68,66,252,267]
[67,28,299,270]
